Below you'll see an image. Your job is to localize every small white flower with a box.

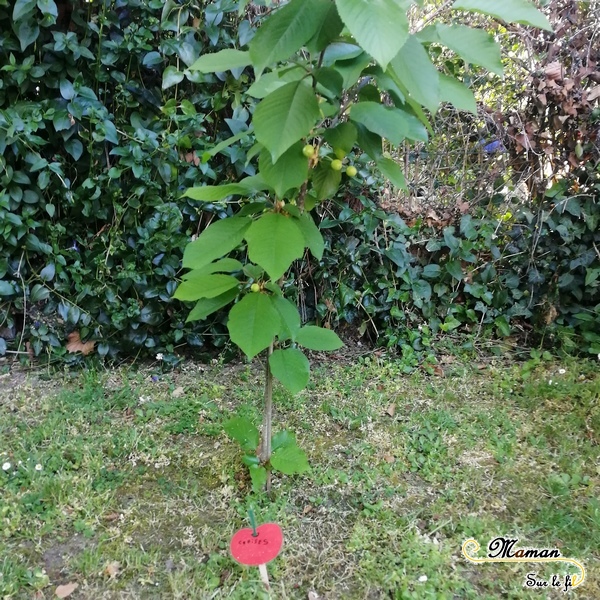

[2,462,11,471]
[548,380,552,385]
[558,368,566,375]
[156,353,164,361]
[418,575,428,583]
[35,464,43,471]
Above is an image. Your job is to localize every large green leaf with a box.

[249,0,332,75]
[376,157,407,191]
[182,258,243,278]
[254,80,320,162]
[271,443,310,475]
[296,325,344,351]
[294,213,324,260]
[185,288,239,322]
[334,0,409,69]
[322,122,357,156]
[227,293,281,358]
[312,162,342,201]
[189,49,251,72]
[259,142,308,199]
[245,212,306,281]
[249,464,268,492]
[173,274,239,301]
[182,217,251,269]
[306,1,344,53]
[247,66,305,99]
[183,175,269,201]
[452,0,552,31]
[439,74,477,113]
[436,24,503,76]
[270,296,301,341]
[223,416,259,452]
[269,348,310,394]
[389,35,440,113]
[350,102,411,146]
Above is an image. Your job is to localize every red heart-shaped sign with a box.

[230,523,283,566]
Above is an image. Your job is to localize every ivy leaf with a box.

[296,325,344,351]
[189,49,251,72]
[173,274,239,301]
[269,348,310,394]
[162,66,184,89]
[389,35,440,113]
[182,217,251,269]
[245,213,306,281]
[350,102,411,146]
[224,416,259,452]
[334,0,409,69]
[13,19,40,51]
[452,0,552,31]
[254,80,320,162]
[249,0,331,76]
[446,260,464,281]
[271,443,310,475]
[259,142,308,199]
[185,288,239,322]
[227,293,281,359]
[13,0,36,21]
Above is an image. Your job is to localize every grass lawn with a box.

[0,352,598,599]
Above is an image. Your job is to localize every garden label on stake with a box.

[230,522,283,589]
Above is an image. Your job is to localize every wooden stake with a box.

[258,563,270,589]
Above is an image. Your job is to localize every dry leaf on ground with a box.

[66,331,95,355]
[55,583,78,598]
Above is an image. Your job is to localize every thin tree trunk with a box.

[259,342,274,465]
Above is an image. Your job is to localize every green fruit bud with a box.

[331,159,343,171]
[346,165,357,177]
[250,283,261,293]
[302,144,315,158]
[334,148,346,160]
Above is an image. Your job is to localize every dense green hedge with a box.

[0,0,256,361]
[1,0,598,362]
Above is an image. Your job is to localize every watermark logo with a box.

[462,537,585,593]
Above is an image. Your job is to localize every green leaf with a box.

[446,260,464,281]
[254,80,321,162]
[185,288,239,322]
[249,0,332,75]
[189,49,251,72]
[322,122,357,156]
[436,24,503,76]
[271,296,301,341]
[13,0,36,21]
[173,274,239,301]
[272,430,296,452]
[37,0,57,18]
[294,213,324,260]
[183,175,269,201]
[307,1,344,52]
[227,293,281,358]
[495,315,511,337]
[247,66,306,99]
[245,212,306,281]
[439,74,476,113]
[224,416,259,452]
[14,19,39,51]
[182,258,244,277]
[452,0,552,31]
[259,142,308,199]
[296,325,343,351]
[271,443,309,475]
[249,464,268,492]
[412,279,431,302]
[350,102,413,146]
[334,0,409,69]
[269,348,310,394]
[312,162,342,201]
[376,157,407,190]
[182,217,251,269]
[313,67,344,99]
[162,66,184,89]
[30,284,50,303]
[389,35,440,113]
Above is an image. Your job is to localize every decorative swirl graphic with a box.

[461,539,586,589]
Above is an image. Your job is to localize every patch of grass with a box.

[0,355,598,598]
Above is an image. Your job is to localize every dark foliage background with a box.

[0,0,598,363]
